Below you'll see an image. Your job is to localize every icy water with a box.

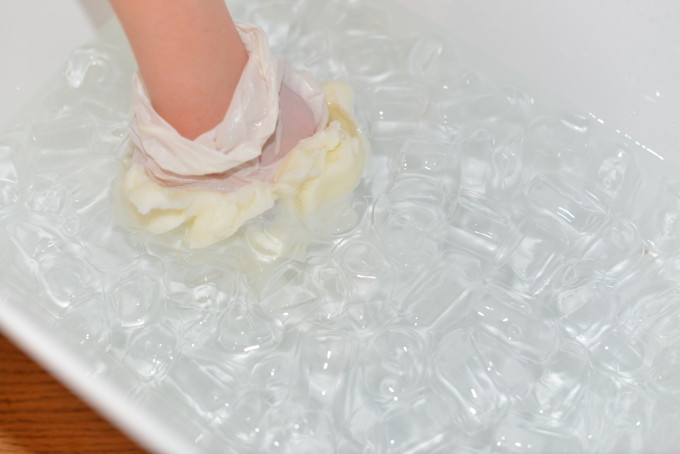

[2,0,680,452]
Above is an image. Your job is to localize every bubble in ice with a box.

[2,0,680,451]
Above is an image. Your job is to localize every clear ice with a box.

[1,0,680,452]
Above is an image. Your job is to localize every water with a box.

[1,0,680,452]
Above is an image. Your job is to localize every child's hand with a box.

[109,0,247,139]
[111,0,326,179]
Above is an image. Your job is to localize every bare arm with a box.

[109,0,248,139]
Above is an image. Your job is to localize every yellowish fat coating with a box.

[275,81,368,217]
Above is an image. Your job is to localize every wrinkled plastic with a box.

[129,22,329,191]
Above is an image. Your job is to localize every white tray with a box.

[1,1,679,453]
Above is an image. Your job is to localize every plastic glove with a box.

[128,22,328,192]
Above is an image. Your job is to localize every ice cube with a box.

[505,218,569,294]
[388,135,459,196]
[361,326,427,406]
[524,113,590,170]
[365,393,457,453]
[124,323,178,380]
[261,402,334,454]
[447,192,520,265]
[372,176,448,270]
[398,254,481,328]
[433,329,509,432]
[366,83,429,123]
[466,284,558,362]
[38,251,97,314]
[557,283,621,346]
[640,179,680,253]
[216,390,269,447]
[104,255,164,329]
[217,302,283,355]
[334,237,393,302]
[532,342,589,421]
[259,262,320,325]
[526,175,608,235]
[584,140,641,213]
[165,356,238,417]
[64,45,125,90]
[300,331,357,401]
[475,334,542,399]
[493,416,583,453]
[408,33,447,78]
[590,326,645,376]
[0,180,18,216]
[30,113,94,151]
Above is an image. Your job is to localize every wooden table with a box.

[0,333,146,454]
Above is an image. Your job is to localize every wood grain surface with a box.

[0,333,146,454]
